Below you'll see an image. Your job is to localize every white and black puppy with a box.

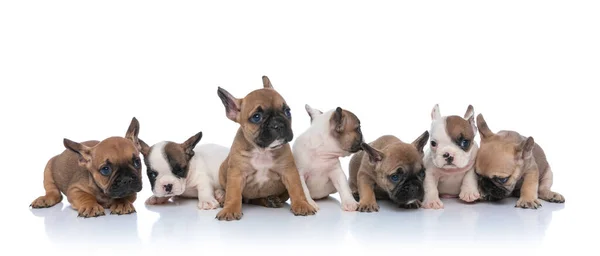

[139,132,229,210]
[292,105,365,211]
[422,104,480,209]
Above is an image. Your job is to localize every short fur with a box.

[139,132,230,210]
[349,132,429,211]
[293,105,365,211]
[475,114,565,209]
[30,118,143,218]
[422,104,480,209]
[215,76,316,221]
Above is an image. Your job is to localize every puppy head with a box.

[217,76,293,149]
[305,105,364,153]
[361,131,429,207]
[475,114,535,201]
[428,104,477,171]
[63,117,143,198]
[138,132,203,197]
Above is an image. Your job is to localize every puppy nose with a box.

[269,120,285,130]
[446,156,454,163]
[408,185,420,195]
[443,153,450,158]
[164,184,173,193]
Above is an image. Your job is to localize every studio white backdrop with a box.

[0,1,598,255]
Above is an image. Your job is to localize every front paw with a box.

[541,191,565,203]
[357,201,379,212]
[516,197,542,209]
[341,199,358,212]
[30,194,62,208]
[145,196,170,205]
[422,197,444,209]
[110,201,136,215]
[459,188,481,203]
[214,189,226,204]
[307,199,320,211]
[291,200,317,216]
[77,203,105,218]
[216,207,243,221]
[198,198,220,210]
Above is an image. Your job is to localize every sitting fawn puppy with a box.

[139,132,229,210]
[293,105,367,211]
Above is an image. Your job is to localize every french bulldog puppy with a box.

[422,105,480,209]
[475,114,565,209]
[349,132,429,211]
[293,105,366,211]
[139,132,230,210]
[215,76,316,221]
[30,117,143,217]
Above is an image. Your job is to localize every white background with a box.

[1,1,598,255]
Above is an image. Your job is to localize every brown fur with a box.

[330,107,363,152]
[475,114,564,208]
[215,76,316,221]
[349,132,429,212]
[30,118,143,217]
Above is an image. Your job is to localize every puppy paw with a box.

[214,189,226,204]
[341,200,358,212]
[291,200,317,216]
[422,198,444,209]
[400,201,422,209]
[109,201,136,215]
[30,194,62,208]
[516,197,542,209]
[307,199,320,211]
[264,195,284,208]
[145,196,170,205]
[77,203,105,218]
[215,207,243,221]
[198,198,220,210]
[459,189,481,203]
[540,191,565,203]
[352,192,360,201]
[357,201,379,212]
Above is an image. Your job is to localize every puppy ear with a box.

[217,87,242,122]
[63,139,92,166]
[125,117,141,151]
[516,137,535,160]
[181,132,203,159]
[262,75,274,89]
[476,114,495,139]
[305,104,323,122]
[139,138,151,156]
[464,105,476,133]
[411,130,430,156]
[331,107,346,132]
[361,142,384,164]
[431,104,441,120]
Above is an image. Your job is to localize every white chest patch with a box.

[249,149,275,186]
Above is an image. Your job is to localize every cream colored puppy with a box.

[293,105,366,211]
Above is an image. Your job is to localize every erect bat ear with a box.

[476,114,495,140]
[63,138,92,166]
[361,142,384,164]
[431,104,441,121]
[262,75,274,89]
[217,87,242,122]
[138,138,151,156]
[305,104,323,123]
[411,130,430,156]
[125,117,141,151]
[181,132,203,160]
[331,107,346,132]
[516,137,535,160]
[464,105,476,134]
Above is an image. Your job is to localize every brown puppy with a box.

[215,76,316,221]
[30,117,143,217]
[475,114,565,209]
[349,131,429,211]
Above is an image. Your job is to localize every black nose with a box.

[443,153,450,158]
[164,184,173,193]
[446,156,454,163]
[269,120,285,130]
[408,185,420,195]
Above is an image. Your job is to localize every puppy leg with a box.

[516,169,542,209]
[67,187,105,218]
[145,196,171,205]
[214,189,225,205]
[537,168,565,203]
[31,160,63,208]
[459,168,481,203]
[216,167,244,221]
[281,165,317,216]
[197,179,220,210]
[330,166,358,211]
[109,193,137,215]
[356,172,379,212]
[422,171,444,209]
[300,172,319,210]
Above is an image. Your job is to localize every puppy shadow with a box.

[30,202,142,249]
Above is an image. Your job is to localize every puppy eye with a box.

[284,108,291,118]
[430,141,437,147]
[418,168,426,179]
[147,170,158,179]
[460,139,470,149]
[388,174,400,183]
[133,158,142,169]
[495,177,509,184]
[99,166,112,176]
[250,113,263,123]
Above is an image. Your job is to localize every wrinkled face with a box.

[242,89,293,149]
[375,143,426,206]
[143,142,191,197]
[429,115,477,171]
[88,138,144,198]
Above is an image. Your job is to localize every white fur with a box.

[422,105,480,209]
[145,143,229,210]
[248,148,275,187]
[292,105,359,211]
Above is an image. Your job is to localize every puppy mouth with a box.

[267,139,286,150]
